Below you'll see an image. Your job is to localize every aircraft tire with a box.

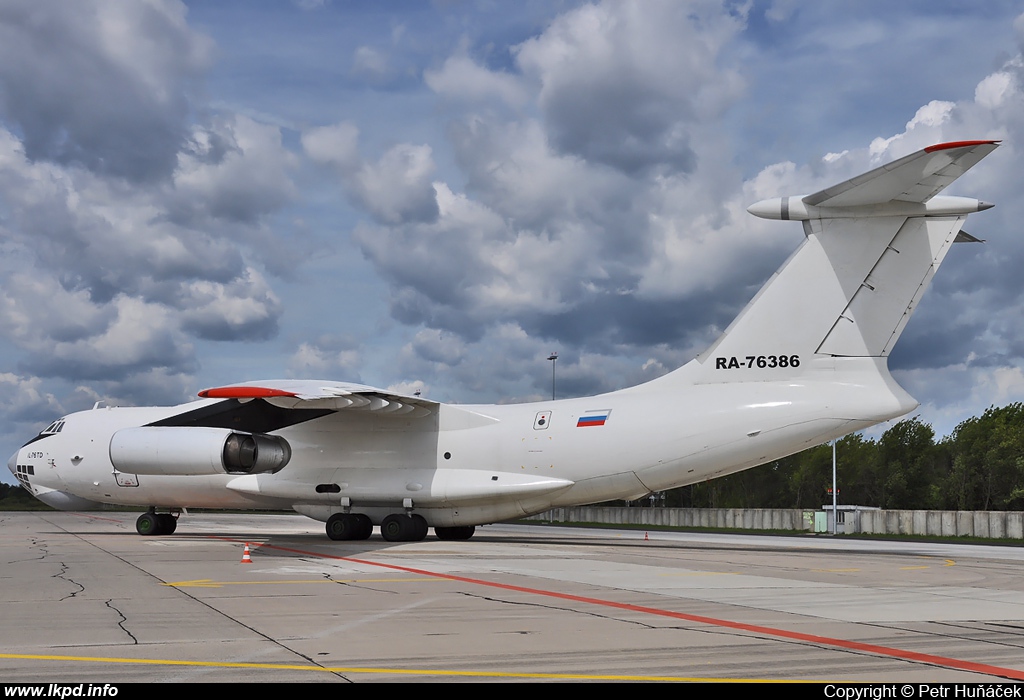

[157,514,177,535]
[380,514,429,542]
[434,525,475,541]
[410,514,428,541]
[326,513,358,541]
[380,514,408,542]
[136,512,160,536]
[354,514,373,540]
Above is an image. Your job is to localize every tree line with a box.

[0,482,49,509]
[666,403,1024,511]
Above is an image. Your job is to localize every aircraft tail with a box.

[686,140,999,383]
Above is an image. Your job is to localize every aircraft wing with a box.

[802,140,999,207]
[198,380,437,417]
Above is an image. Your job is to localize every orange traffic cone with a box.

[644,531,649,541]
[241,543,253,564]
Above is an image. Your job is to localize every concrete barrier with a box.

[524,506,1024,539]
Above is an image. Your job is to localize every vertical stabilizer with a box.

[684,140,999,384]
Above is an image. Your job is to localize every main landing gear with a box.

[325,513,373,541]
[323,514,477,542]
[136,509,177,536]
[380,513,428,542]
[434,525,475,541]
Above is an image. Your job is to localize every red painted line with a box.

[212,537,1024,681]
[198,386,298,399]
[924,139,999,153]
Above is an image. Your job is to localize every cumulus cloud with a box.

[302,121,361,171]
[15,294,196,381]
[0,1,302,432]
[301,123,439,224]
[352,46,390,81]
[0,373,66,424]
[514,0,744,175]
[0,0,210,181]
[177,268,281,341]
[334,1,772,386]
[393,321,672,405]
[170,115,298,225]
[425,54,530,108]
[286,335,363,378]
[351,144,439,224]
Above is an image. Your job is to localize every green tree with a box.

[942,404,1024,510]
[831,432,879,507]
[872,417,938,509]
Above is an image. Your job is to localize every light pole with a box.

[832,439,838,535]
[547,352,558,400]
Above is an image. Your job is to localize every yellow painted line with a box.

[944,559,956,567]
[813,568,860,572]
[163,577,447,588]
[0,652,811,682]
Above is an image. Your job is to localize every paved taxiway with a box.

[1,511,1023,682]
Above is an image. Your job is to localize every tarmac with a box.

[1,511,1023,683]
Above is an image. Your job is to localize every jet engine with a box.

[109,427,291,477]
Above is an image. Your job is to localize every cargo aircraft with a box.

[7,140,999,541]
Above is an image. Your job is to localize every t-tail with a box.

[684,140,998,385]
[620,140,1001,486]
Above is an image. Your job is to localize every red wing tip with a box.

[199,386,298,399]
[924,139,1000,153]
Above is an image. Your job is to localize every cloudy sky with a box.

[2,1,1023,482]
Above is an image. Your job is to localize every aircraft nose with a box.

[6,449,17,478]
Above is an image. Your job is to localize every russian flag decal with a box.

[577,410,611,427]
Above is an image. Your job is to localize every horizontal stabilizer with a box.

[803,140,999,207]
[954,230,984,243]
[693,139,999,379]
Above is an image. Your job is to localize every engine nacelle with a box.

[109,427,291,476]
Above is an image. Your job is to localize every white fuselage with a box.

[8,355,914,527]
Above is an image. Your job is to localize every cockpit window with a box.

[40,419,65,435]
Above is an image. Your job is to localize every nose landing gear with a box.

[136,509,178,536]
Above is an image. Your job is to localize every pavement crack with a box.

[104,599,138,644]
[54,561,85,601]
[49,528,353,683]
[8,537,49,565]
[457,591,661,629]
[322,571,399,595]
[866,620,1024,651]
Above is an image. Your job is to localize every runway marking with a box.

[221,537,1024,682]
[813,568,860,572]
[163,577,447,588]
[0,653,795,682]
